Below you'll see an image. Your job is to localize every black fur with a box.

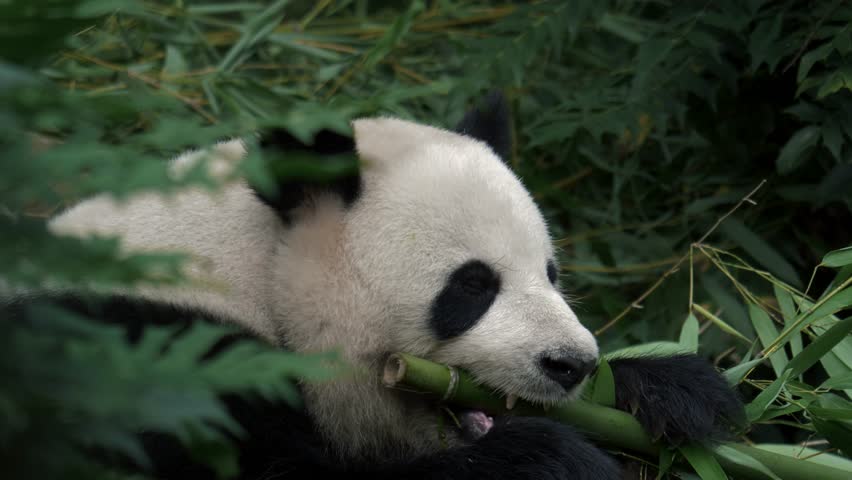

[375,417,621,480]
[253,127,360,222]
[454,90,512,161]
[608,354,746,445]
[429,260,501,340]
[228,416,622,480]
[2,292,252,348]
[546,260,558,285]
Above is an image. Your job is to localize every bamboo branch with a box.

[383,352,850,480]
[595,179,767,336]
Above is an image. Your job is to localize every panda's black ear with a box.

[251,128,360,222]
[454,90,512,161]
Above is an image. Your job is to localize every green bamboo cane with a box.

[382,352,850,480]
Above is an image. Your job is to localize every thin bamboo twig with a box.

[595,180,767,336]
[697,244,764,308]
[689,244,695,310]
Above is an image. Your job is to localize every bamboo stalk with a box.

[383,353,850,480]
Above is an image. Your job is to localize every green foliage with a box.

[2,0,852,478]
[680,444,729,480]
[1,302,341,479]
[588,357,615,407]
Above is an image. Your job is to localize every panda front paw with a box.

[608,354,745,445]
[473,416,621,480]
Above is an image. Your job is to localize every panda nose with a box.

[539,354,596,391]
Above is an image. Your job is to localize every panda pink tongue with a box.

[458,410,494,440]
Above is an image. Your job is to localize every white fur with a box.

[48,140,282,341]
[46,117,600,462]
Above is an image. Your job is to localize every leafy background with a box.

[2,0,852,478]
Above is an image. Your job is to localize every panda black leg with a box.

[378,416,621,480]
[608,354,746,445]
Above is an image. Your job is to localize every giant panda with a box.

[4,92,744,479]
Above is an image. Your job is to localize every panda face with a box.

[347,117,599,406]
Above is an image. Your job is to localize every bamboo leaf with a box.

[724,357,765,386]
[162,44,188,79]
[749,14,785,73]
[597,13,645,43]
[821,120,844,161]
[817,68,852,99]
[679,312,700,353]
[186,3,264,14]
[812,417,852,454]
[590,358,615,407]
[819,352,852,399]
[679,444,728,480]
[267,33,343,60]
[746,371,790,422]
[752,444,852,471]
[821,266,852,300]
[808,311,852,372]
[749,304,787,376]
[603,341,692,360]
[714,445,781,480]
[820,372,852,390]
[786,317,852,378]
[771,285,852,351]
[774,285,802,357]
[218,0,291,72]
[656,448,675,480]
[362,1,424,69]
[809,407,852,420]
[686,30,722,63]
[776,126,821,175]
[823,246,852,268]
[630,38,674,100]
[693,303,752,343]
[797,42,835,82]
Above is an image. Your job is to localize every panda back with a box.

[46,140,281,341]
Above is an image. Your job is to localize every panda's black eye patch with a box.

[547,260,559,285]
[456,263,500,296]
[429,260,500,340]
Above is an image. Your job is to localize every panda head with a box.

[260,93,598,411]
